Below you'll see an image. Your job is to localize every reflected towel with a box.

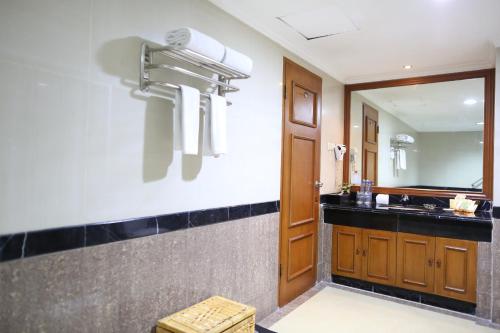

[166,27,225,62]
[179,85,200,155]
[399,149,406,170]
[209,94,227,156]
[222,47,253,75]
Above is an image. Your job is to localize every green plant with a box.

[341,183,351,194]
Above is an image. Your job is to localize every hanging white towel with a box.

[222,47,253,75]
[209,94,227,157]
[399,149,407,170]
[166,27,225,62]
[179,85,200,155]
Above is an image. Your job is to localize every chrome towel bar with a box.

[139,42,250,105]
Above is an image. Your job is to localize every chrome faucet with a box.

[400,194,410,205]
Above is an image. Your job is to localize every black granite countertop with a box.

[322,200,493,242]
[322,202,493,224]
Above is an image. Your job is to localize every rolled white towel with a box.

[166,27,225,62]
[222,47,253,75]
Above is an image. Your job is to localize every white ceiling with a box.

[209,0,500,83]
[357,78,485,132]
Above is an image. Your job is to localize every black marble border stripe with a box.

[332,274,476,314]
[0,200,280,263]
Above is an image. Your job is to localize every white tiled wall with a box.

[0,0,343,234]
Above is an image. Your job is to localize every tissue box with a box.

[376,194,389,205]
[450,198,478,213]
[157,296,256,333]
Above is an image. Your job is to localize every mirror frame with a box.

[343,69,495,200]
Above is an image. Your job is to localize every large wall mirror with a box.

[343,69,495,199]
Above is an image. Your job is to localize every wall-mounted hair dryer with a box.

[334,144,347,161]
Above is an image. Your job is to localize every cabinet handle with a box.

[428,259,433,267]
[362,249,367,257]
[436,259,441,268]
[355,249,360,255]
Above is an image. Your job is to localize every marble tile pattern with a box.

[0,200,279,262]
[476,242,492,320]
[491,218,500,323]
[317,208,332,283]
[0,213,279,333]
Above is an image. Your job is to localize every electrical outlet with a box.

[327,142,335,151]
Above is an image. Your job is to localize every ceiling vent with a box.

[277,4,358,40]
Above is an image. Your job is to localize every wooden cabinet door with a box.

[362,229,396,285]
[279,58,322,306]
[435,237,477,303]
[396,233,435,293]
[332,225,362,279]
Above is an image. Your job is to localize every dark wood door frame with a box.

[343,69,495,200]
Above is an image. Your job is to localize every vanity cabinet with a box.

[332,225,477,303]
[434,237,477,303]
[332,226,396,285]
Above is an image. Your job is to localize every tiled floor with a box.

[259,283,500,333]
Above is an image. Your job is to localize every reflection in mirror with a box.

[349,78,484,192]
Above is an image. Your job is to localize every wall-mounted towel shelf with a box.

[390,139,412,150]
[139,43,250,104]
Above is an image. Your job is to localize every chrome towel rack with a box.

[139,42,250,104]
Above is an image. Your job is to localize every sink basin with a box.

[387,205,424,211]
[386,205,438,212]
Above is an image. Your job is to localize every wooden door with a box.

[362,229,396,285]
[396,233,435,293]
[332,225,363,279]
[362,104,378,185]
[435,237,477,303]
[279,58,322,306]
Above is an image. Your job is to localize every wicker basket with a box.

[157,296,256,333]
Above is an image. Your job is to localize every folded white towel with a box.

[166,27,225,62]
[179,85,200,155]
[222,47,253,75]
[209,94,227,157]
[399,149,407,170]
